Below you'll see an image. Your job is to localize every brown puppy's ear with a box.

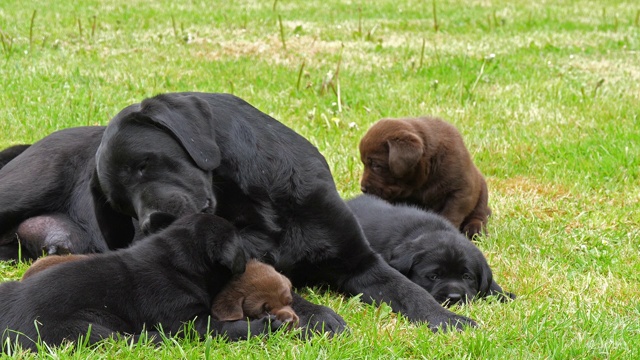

[211,296,246,321]
[387,131,424,177]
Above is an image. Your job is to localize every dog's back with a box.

[347,194,455,250]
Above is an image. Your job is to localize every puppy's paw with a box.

[296,304,347,338]
[216,315,284,341]
[274,307,299,329]
[462,220,486,240]
[428,309,477,332]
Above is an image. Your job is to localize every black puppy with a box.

[0,213,283,352]
[0,144,30,169]
[347,194,514,305]
[91,92,476,332]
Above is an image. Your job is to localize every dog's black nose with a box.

[361,186,368,193]
[447,293,462,303]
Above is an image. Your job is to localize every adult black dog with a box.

[0,127,131,261]
[91,92,476,333]
[0,213,283,352]
[347,194,515,305]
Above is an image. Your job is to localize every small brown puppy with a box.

[359,117,491,238]
[21,254,90,280]
[211,259,298,327]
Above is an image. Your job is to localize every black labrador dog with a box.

[0,213,283,352]
[347,194,515,305]
[0,127,123,261]
[91,92,476,332]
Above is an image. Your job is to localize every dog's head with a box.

[389,230,514,306]
[211,259,298,325]
[94,94,220,236]
[173,213,247,276]
[359,118,427,201]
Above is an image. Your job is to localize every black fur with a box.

[347,194,515,305]
[92,92,476,333]
[0,144,30,170]
[0,213,283,352]
[0,128,132,260]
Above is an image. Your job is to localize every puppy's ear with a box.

[387,244,417,274]
[387,131,424,177]
[477,259,516,302]
[137,94,221,171]
[90,169,135,250]
[211,296,246,321]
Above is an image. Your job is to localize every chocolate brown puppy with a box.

[359,117,491,238]
[211,259,298,326]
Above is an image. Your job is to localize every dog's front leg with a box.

[200,316,286,341]
[340,254,477,332]
[290,291,347,337]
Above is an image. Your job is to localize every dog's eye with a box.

[428,274,439,280]
[370,163,386,174]
[462,273,473,280]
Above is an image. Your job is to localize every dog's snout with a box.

[361,186,368,193]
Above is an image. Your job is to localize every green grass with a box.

[1,0,639,358]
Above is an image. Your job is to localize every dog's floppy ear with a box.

[90,169,135,250]
[387,131,424,177]
[387,241,419,274]
[477,259,516,302]
[137,94,221,171]
[211,296,246,321]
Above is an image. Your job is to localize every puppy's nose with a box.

[361,186,368,193]
[447,293,463,303]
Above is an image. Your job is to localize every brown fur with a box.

[21,254,90,280]
[359,117,491,238]
[211,259,298,327]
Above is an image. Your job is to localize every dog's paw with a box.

[296,303,347,338]
[427,309,477,332]
[216,315,284,341]
[274,308,299,329]
[462,220,486,240]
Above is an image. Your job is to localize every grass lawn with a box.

[1,0,639,358]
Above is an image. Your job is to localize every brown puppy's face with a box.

[211,260,299,326]
[359,119,425,201]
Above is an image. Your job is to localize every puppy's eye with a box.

[370,163,386,174]
[462,273,473,280]
[428,274,439,280]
